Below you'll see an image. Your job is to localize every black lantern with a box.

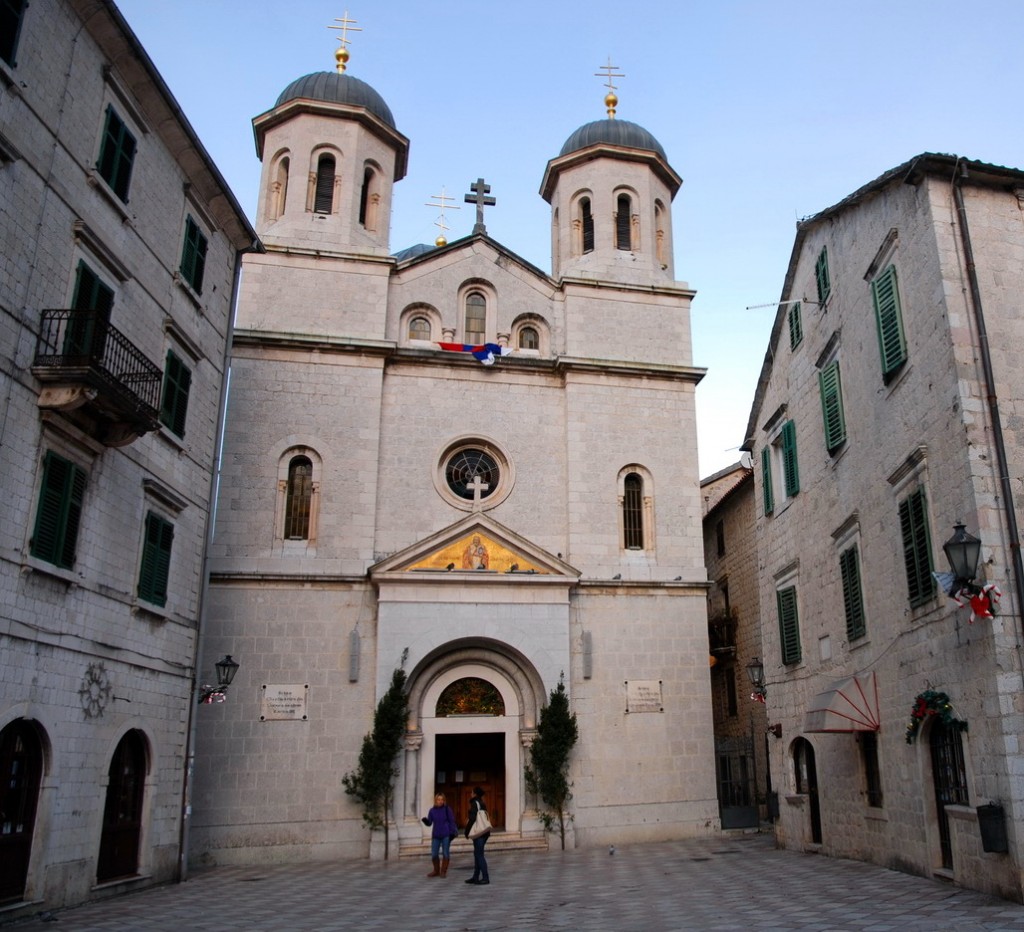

[746,656,766,699]
[943,523,982,590]
[199,654,240,705]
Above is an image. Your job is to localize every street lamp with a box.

[746,656,767,702]
[198,654,240,705]
[942,523,982,593]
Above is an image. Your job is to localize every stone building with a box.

[742,154,1024,900]
[192,44,719,864]
[0,0,256,916]
[701,463,770,828]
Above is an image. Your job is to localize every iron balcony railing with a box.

[33,309,162,421]
[708,613,738,653]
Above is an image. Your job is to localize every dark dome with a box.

[392,243,436,262]
[276,72,396,128]
[559,119,666,160]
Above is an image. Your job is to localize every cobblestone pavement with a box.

[10,833,1024,931]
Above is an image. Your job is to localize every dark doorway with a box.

[97,730,146,882]
[793,737,822,844]
[930,718,968,869]
[0,720,43,903]
[715,735,758,828]
[434,733,505,831]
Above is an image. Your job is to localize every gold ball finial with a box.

[435,234,448,247]
[335,46,350,73]
[605,91,618,118]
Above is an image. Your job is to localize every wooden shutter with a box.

[180,217,208,293]
[839,545,865,639]
[815,247,831,304]
[31,452,86,569]
[581,199,594,253]
[97,106,136,201]
[160,351,191,437]
[777,586,801,664]
[899,488,935,607]
[761,447,774,515]
[781,420,800,497]
[616,194,631,250]
[138,513,174,606]
[788,302,802,350]
[314,155,335,213]
[819,362,846,453]
[872,265,907,381]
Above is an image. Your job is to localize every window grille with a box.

[284,456,313,539]
[623,472,643,549]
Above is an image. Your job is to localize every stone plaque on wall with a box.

[625,680,663,713]
[260,684,309,721]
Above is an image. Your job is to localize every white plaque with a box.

[625,680,663,713]
[260,684,309,721]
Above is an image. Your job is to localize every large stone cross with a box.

[464,178,496,235]
[468,474,489,509]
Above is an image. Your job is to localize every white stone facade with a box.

[192,57,719,865]
[742,156,1024,900]
[0,0,255,916]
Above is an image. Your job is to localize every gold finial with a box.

[426,187,460,247]
[594,57,625,118]
[328,11,362,73]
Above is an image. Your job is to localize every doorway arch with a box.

[0,719,45,904]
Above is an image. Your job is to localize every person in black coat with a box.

[464,786,490,885]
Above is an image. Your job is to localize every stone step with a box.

[399,834,550,859]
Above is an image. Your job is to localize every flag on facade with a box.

[437,342,513,366]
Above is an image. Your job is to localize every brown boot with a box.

[427,856,440,877]
[440,857,450,877]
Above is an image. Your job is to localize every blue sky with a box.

[117,0,1024,478]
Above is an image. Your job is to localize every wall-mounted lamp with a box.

[767,723,783,739]
[746,656,767,703]
[943,523,982,593]
[198,654,240,705]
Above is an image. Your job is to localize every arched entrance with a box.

[792,737,821,845]
[0,719,44,903]
[97,729,147,882]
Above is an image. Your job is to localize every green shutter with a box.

[872,265,907,381]
[788,302,803,350]
[777,586,801,665]
[840,545,866,640]
[180,216,208,294]
[899,488,935,607]
[761,447,774,515]
[781,419,800,497]
[97,106,136,202]
[815,247,831,305]
[138,512,174,606]
[159,350,191,437]
[819,362,846,453]
[31,452,86,569]
[66,261,114,357]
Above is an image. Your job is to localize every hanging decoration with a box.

[933,573,1001,623]
[905,690,967,744]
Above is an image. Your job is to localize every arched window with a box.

[580,197,594,254]
[616,193,632,250]
[464,291,486,345]
[284,456,313,539]
[359,166,379,229]
[655,201,666,265]
[97,730,147,882]
[0,720,43,902]
[272,156,289,220]
[436,677,505,716]
[313,154,336,214]
[409,316,431,341]
[623,472,644,549]
[518,326,539,350]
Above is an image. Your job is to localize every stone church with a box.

[191,39,718,864]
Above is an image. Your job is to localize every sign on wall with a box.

[260,684,309,721]
[625,680,664,713]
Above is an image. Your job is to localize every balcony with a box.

[708,611,738,656]
[32,309,162,447]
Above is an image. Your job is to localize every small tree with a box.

[342,650,410,860]
[524,673,579,849]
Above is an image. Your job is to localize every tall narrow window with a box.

[179,216,208,294]
[788,302,803,350]
[580,198,594,254]
[819,361,846,453]
[0,0,27,66]
[272,156,289,219]
[31,452,87,569]
[899,487,935,607]
[615,194,632,250]
[654,202,666,265]
[138,512,174,607]
[861,731,883,808]
[760,446,774,516]
[284,456,313,539]
[623,472,643,549]
[159,350,191,438]
[872,264,908,382]
[781,419,800,497]
[777,585,801,665]
[408,316,431,341]
[815,246,831,305]
[96,105,136,203]
[839,545,866,640]
[314,154,336,214]
[67,260,114,358]
[359,166,379,229]
[518,326,538,350]
[464,291,486,345]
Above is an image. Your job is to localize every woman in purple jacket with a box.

[422,792,458,877]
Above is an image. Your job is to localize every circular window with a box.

[435,438,514,511]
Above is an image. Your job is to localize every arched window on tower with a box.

[616,193,633,250]
[623,472,644,549]
[580,197,594,254]
[359,165,380,230]
[518,326,539,350]
[655,201,666,266]
[271,156,289,220]
[465,291,486,345]
[284,456,313,539]
[314,154,336,214]
[408,315,431,341]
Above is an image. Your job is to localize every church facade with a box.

[191,51,718,864]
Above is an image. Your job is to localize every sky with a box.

[116,0,1024,478]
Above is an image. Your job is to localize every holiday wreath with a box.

[905,690,967,744]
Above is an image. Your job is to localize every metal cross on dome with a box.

[328,11,362,73]
[464,178,496,235]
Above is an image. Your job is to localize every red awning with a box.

[804,672,880,733]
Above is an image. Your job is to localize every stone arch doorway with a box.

[0,719,45,904]
[97,729,148,882]
[405,642,546,845]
